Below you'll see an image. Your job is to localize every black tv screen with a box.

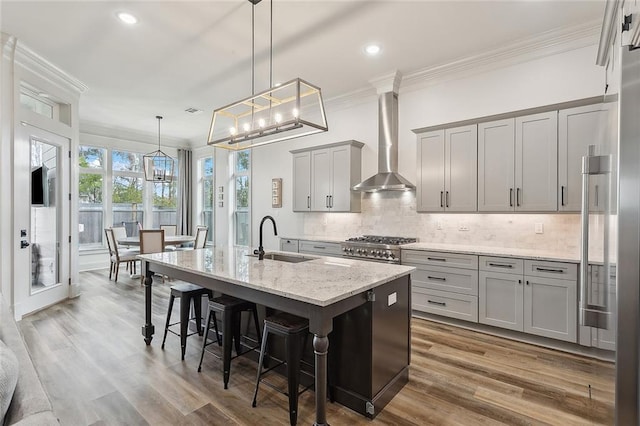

[31,165,48,206]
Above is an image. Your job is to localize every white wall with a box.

[243,43,605,252]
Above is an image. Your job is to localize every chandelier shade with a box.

[143,116,175,182]
[208,78,327,151]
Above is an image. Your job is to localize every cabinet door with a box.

[523,276,577,343]
[445,125,477,212]
[515,112,558,211]
[292,152,311,211]
[479,271,523,331]
[558,103,615,212]
[329,145,351,211]
[310,149,331,211]
[417,130,445,212]
[478,119,515,211]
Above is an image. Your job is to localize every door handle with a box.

[20,240,30,249]
[326,195,329,209]
[510,188,513,207]
[516,188,521,207]
[440,191,444,208]
[561,185,566,206]
[595,184,599,207]
[307,196,310,209]
[329,195,333,208]
[445,191,449,208]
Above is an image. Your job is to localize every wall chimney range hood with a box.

[353,71,415,192]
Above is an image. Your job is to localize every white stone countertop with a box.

[139,247,415,307]
[402,242,581,263]
[280,235,347,244]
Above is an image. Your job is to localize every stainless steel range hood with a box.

[352,88,415,192]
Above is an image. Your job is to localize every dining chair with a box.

[139,229,166,284]
[160,224,177,236]
[105,228,139,282]
[122,221,142,238]
[160,224,178,251]
[194,226,208,249]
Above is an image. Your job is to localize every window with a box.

[234,150,250,246]
[152,158,178,228]
[201,157,214,243]
[78,146,105,247]
[20,92,53,119]
[112,150,144,236]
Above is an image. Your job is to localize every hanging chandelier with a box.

[207,0,328,151]
[143,115,175,182]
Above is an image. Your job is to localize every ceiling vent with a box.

[184,107,203,114]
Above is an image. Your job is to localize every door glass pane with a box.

[30,139,59,291]
[78,173,103,246]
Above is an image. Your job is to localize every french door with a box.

[13,123,70,318]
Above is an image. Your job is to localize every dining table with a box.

[117,234,196,247]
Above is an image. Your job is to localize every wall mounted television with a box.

[31,165,49,206]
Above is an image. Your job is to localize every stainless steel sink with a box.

[247,253,314,263]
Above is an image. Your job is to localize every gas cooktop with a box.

[341,235,417,263]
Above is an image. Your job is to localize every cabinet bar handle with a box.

[518,279,522,284]
[427,257,446,262]
[526,280,530,285]
[313,246,326,249]
[488,263,513,268]
[427,300,446,307]
[440,191,444,208]
[510,188,513,207]
[427,276,446,281]
[535,267,564,273]
[326,195,329,208]
[307,196,310,209]
[595,185,599,207]
[561,185,566,206]
[329,195,333,208]
[445,191,450,208]
[517,188,521,207]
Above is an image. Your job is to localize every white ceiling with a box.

[1,1,605,145]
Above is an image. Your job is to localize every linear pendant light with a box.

[207,0,328,151]
[143,115,175,182]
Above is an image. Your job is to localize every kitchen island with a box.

[138,247,414,425]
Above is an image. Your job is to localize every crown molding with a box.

[1,33,17,61]
[80,120,190,149]
[13,38,87,95]
[323,20,601,111]
[400,20,601,93]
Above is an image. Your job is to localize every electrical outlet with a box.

[436,221,443,230]
[535,223,544,234]
[458,224,469,231]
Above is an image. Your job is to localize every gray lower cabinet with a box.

[280,238,299,253]
[402,250,479,322]
[298,240,343,258]
[479,256,577,343]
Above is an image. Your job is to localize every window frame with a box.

[233,150,251,247]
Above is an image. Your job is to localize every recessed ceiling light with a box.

[365,44,381,56]
[117,12,138,25]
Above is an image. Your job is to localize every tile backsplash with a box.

[302,192,583,253]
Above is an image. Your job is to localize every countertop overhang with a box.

[138,247,415,307]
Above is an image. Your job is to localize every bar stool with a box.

[252,312,313,426]
[197,295,262,389]
[161,283,213,360]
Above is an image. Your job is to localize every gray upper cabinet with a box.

[417,124,477,212]
[515,111,558,211]
[558,103,616,212]
[291,140,363,213]
[479,112,557,212]
[292,152,311,211]
[478,118,515,212]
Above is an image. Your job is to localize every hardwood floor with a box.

[18,269,614,425]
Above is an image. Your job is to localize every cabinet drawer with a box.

[411,266,478,296]
[280,238,299,253]
[525,260,577,280]
[413,288,478,322]
[402,250,477,270]
[479,256,524,274]
[299,240,343,257]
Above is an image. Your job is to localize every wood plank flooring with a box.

[18,269,614,425]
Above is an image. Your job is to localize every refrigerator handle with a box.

[579,146,611,329]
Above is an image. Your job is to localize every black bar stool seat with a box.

[197,295,261,389]
[161,283,212,360]
[252,312,312,426]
